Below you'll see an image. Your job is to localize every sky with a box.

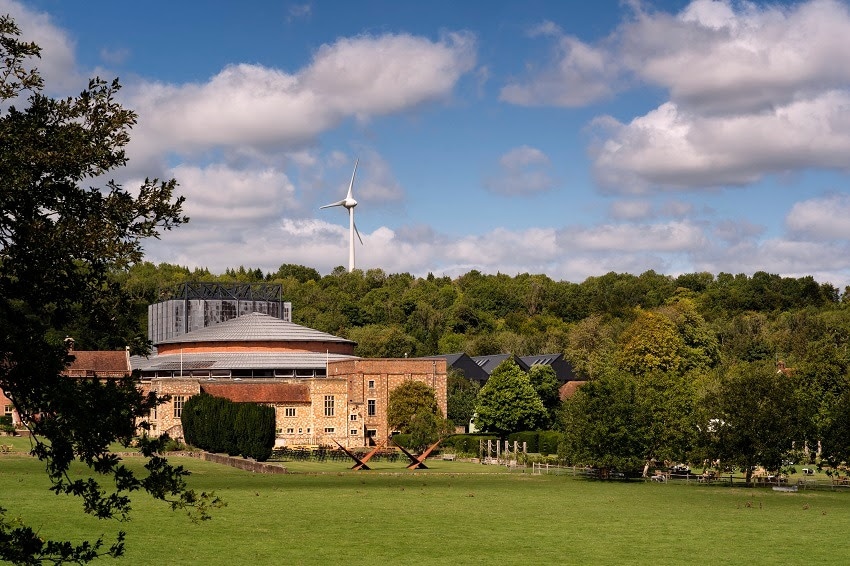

[4,0,850,288]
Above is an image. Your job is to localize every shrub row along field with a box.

[3,452,850,564]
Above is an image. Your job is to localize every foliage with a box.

[446,371,479,428]
[0,17,222,563]
[527,364,560,427]
[440,434,498,455]
[182,394,275,461]
[617,310,685,376]
[474,359,546,437]
[696,361,807,483]
[559,369,695,475]
[387,381,439,432]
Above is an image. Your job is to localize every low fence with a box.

[188,451,287,474]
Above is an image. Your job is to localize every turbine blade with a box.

[354,220,363,245]
[320,200,346,209]
[346,158,359,200]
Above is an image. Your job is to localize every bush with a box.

[182,393,275,461]
[508,431,539,453]
[442,434,498,456]
[506,431,564,455]
[538,431,563,456]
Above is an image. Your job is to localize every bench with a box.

[0,445,12,453]
[442,454,456,461]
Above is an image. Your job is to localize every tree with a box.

[697,361,807,484]
[528,365,560,428]
[560,373,648,473]
[387,380,439,432]
[559,370,695,476]
[474,359,546,437]
[0,16,219,564]
[617,309,685,376]
[387,381,448,449]
[446,370,479,429]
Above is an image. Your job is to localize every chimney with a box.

[64,336,75,351]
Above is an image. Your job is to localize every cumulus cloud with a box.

[592,93,850,192]
[500,33,616,107]
[559,221,707,252]
[125,32,476,165]
[503,0,850,194]
[483,145,557,196]
[786,193,850,239]
[0,0,81,94]
[628,0,850,113]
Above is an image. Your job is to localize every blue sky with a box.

[5,0,850,287]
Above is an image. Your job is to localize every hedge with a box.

[507,431,564,455]
[181,393,275,461]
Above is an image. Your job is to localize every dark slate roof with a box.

[130,351,355,372]
[65,350,130,378]
[155,312,355,346]
[426,353,489,382]
[471,354,530,375]
[202,382,310,403]
[519,353,579,383]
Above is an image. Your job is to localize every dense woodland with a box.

[82,262,850,478]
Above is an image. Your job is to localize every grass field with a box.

[2,442,850,565]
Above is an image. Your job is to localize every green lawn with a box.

[2,452,849,565]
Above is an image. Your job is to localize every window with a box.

[324,395,335,417]
[298,428,302,434]
[4,405,13,418]
[350,414,357,421]
[286,428,294,434]
[173,396,185,418]
[368,379,375,389]
[284,407,296,417]
[324,427,335,434]
[367,399,376,417]
[366,429,377,438]
[350,429,358,436]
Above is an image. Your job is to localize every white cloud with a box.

[484,145,557,196]
[560,221,707,252]
[629,0,850,113]
[786,193,850,239]
[500,34,616,107]
[0,0,81,94]
[125,32,476,165]
[592,93,850,192]
[169,164,296,224]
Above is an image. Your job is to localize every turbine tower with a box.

[320,159,362,272]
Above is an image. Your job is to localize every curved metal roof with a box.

[130,351,356,372]
[155,312,355,346]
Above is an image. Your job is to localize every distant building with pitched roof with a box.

[133,296,446,448]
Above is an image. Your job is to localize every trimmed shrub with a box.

[181,393,275,462]
[443,434,498,455]
[508,431,539,453]
[538,431,563,455]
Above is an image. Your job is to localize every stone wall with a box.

[328,358,448,444]
[140,358,447,449]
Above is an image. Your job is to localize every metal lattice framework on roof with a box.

[148,283,292,343]
[165,282,283,302]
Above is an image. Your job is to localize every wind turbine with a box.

[320,159,363,272]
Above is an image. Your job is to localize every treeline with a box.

[87,262,847,364]
[81,262,850,476]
